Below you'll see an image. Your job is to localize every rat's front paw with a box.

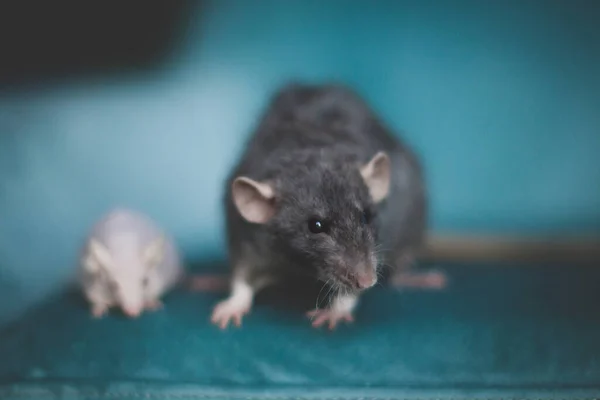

[91,304,109,319]
[211,298,250,329]
[306,308,354,330]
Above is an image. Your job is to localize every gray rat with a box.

[211,83,444,330]
[80,208,184,318]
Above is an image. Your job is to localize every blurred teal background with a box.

[0,0,599,325]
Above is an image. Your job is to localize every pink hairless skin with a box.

[80,208,184,318]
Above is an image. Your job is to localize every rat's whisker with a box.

[374,243,393,253]
[315,279,330,311]
[375,270,385,288]
[325,281,336,308]
[378,262,395,271]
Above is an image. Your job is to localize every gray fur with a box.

[224,83,426,294]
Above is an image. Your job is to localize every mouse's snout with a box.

[119,293,144,318]
[122,305,142,318]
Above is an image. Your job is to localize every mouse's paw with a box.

[306,308,354,330]
[91,303,109,319]
[144,299,163,311]
[211,298,250,329]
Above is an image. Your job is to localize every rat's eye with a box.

[308,218,329,234]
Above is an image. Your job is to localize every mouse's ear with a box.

[360,151,391,203]
[232,176,276,224]
[87,239,113,272]
[143,236,165,268]
[83,254,102,274]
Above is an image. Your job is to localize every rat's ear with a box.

[360,151,391,203]
[88,239,113,271]
[232,176,276,224]
[143,236,165,267]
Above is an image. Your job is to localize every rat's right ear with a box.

[232,176,276,224]
[360,151,391,203]
[87,239,113,271]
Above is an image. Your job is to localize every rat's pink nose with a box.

[357,272,376,289]
[123,307,141,318]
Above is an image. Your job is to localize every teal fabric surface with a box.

[1,0,600,328]
[1,263,600,399]
[1,2,599,398]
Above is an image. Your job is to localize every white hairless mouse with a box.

[79,208,184,318]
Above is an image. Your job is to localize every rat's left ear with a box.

[360,151,391,203]
[143,237,165,268]
[231,176,276,224]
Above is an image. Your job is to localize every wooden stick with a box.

[420,233,600,265]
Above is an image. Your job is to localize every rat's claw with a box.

[211,299,250,329]
[306,308,354,330]
[91,304,108,319]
